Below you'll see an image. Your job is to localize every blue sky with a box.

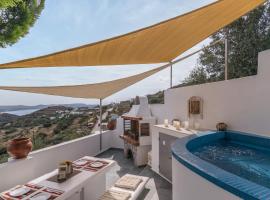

[0,0,215,105]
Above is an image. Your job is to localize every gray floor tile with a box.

[97,148,172,200]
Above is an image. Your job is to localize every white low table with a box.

[30,156,115,200]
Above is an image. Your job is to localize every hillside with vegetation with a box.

[147,91,164,104]
[0,106,99,163]
[0,98,135,164]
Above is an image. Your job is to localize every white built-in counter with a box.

[1,156,115,200]
[151,124,205,182]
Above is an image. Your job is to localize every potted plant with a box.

[216,122,228,131]
[107,119,116,130]
[7,137,33,159]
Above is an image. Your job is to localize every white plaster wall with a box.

[149,104,166,124]
[172,157,241,200]
[110,118,124,149]
[101,130,113,150]
[0,131,113,192]
[160,50,270,136]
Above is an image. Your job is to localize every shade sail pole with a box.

[170,61,173,88]
[99,99,102,151]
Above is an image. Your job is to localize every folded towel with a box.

[99,189,131,200]
[114,175,142,191]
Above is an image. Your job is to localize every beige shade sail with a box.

[0,40,220,100]
[0,64,169,99]
[0,0,265,69]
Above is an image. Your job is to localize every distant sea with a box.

[4,109,40,116]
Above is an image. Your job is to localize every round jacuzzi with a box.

[172,131,270,200]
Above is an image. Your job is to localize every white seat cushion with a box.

[99,189,131,200]
[114,175,142,191]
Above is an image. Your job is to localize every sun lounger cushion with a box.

[114,175,142,191]
[99,189,131,200]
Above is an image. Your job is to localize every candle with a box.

[175,121,181,130]
[164,119,169,127]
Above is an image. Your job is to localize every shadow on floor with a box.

[97,148,172,200]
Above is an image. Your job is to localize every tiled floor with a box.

[97,148,172,200]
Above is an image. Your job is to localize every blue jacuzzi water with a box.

[172,131,270,199]
[191,138,270,189]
